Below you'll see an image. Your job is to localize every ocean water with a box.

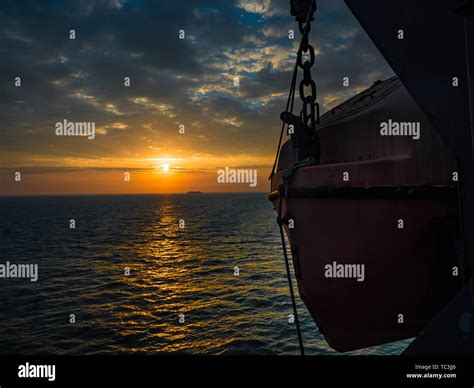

[0,193,409,355]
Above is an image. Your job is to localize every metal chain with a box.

[269,0,319,179]
[297,6,319,132]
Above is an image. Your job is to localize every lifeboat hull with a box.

[271,179,461,351]
[270,77,464,351]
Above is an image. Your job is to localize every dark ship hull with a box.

[269,77,463,351]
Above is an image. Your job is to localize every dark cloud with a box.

[0,0,394,167]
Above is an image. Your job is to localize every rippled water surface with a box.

[0,194,410,355]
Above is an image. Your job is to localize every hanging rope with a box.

[277,185,305,355]
[269,62,298,180]
[272,0,317,356]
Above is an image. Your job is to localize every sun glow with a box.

[149,158,174,174]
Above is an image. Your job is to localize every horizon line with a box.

[0,191,270,197]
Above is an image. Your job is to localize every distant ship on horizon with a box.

[187,191,203,194]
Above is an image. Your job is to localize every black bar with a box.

[0,355,473,386]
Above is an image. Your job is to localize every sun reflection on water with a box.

[1,194,409,355]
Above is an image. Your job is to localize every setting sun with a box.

[162,164,170,172]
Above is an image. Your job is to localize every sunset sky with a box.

[0,0,393,194]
